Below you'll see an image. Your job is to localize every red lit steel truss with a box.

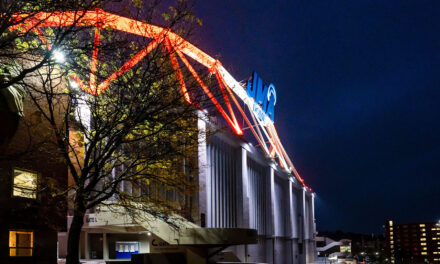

[9,9,307,187]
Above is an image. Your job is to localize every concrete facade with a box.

[59,116,317,264]
[198,121,317,264]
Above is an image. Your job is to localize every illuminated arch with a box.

[9,9,307,187]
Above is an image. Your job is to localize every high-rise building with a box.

[385,220,440,263]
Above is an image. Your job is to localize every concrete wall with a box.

[65,118,317,264]
[201,127,317,264]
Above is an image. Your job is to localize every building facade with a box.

[385,220,440,264]
[4,8,318,264]
[0,82,67,264]
[58,117,317,264]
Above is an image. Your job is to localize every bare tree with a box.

[2,1,213,263]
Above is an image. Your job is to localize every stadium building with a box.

[4,9,317,264]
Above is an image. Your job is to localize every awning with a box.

[82,207,257,247]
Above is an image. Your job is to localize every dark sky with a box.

[192,0,440,234]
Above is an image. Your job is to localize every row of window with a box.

[9,167,37,256]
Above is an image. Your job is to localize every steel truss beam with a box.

[9,9,308,187]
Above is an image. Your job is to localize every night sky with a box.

[192,0,440,234]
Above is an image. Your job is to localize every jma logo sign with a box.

[246,72,277,123]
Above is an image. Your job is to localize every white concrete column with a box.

[299,187,307,264]
[267,166,275,236]
[238,146,250,228]
[311,193,316,239]
[103,233,108,260]
[300,187,307,241]
[197,113,209,227]
[310,193,317,262]
[267,166,276,263]
[288,180,295,238]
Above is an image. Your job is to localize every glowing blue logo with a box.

[246,72,276,122]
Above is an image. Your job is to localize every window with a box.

[9,231,33,257]
[12,169,37,199]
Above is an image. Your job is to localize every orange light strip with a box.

[96,38,161,94]
[216,71,268,151]
[213,66,240,130]
[10,9,217,69]
[70,74,90,94]
[175,49,242,135]
[164,37,191,103]
[89,26,101,93]
[10,9,308,187]
[269,123,305,185]
[34,28,51,49]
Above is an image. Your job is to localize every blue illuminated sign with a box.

[246,72,276,122]
[115,241,139,259]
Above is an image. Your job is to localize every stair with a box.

[86,205,257,246]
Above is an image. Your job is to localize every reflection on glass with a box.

[13,169,37,199]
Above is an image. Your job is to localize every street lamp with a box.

[53,50,65,63]
[69,80,79,89]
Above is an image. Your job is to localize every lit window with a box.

[422,233,426,236]
[391,241,394,244]
[421,243,427,246]
[422,247,427,250]
[421,228,426,232]
[340,245,351,253]
[391,245,394,249]
[9,231,33,256]
[421,252,427,255]
[390,231,394,235]
[420,224,425,227]
[421,238,426,241]
[389,221,393,226]
[12,169,38,199]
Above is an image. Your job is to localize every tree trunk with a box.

[66,206,85,264]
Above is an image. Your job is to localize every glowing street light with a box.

[69,80,79,89]
[53,50,65,63]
